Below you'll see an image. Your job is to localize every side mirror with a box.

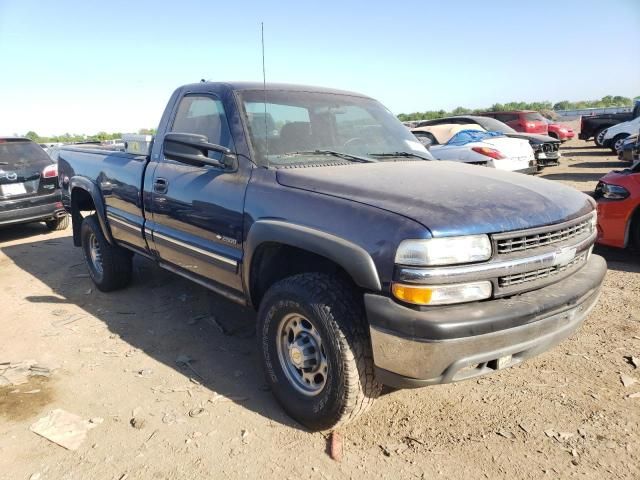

[163,132,235,168]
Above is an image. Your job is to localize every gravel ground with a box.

[1,133,639,480]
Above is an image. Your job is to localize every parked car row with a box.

[411,115,561,171]
[600,115,640,153]
[579,99,640,149]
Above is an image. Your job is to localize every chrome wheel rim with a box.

[276,313,328,396]
[88,233,103,275]
[614,138,625,152]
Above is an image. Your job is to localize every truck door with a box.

[146,93,249,293]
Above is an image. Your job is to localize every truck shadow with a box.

[539,172,606,183]
[0,237,302,430]
[560,150,615,158]
[594,245,640,274]
[0,222,58,242]
[569,160,628,169]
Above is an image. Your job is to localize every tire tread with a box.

[260,273,382,430]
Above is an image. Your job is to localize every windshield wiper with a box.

[368,151,431,160]
[280,150,376,163]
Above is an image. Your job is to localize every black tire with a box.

[610,134,629,154]
[593,127,607,147]
[257,273,382,431]
[80,214,132,292]
[45,215,70,231]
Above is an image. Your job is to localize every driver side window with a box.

[172,95,234,150]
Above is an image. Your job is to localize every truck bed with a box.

[58,146,150,252]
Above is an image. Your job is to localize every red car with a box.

[594,162,640,249]
[478,111,548,135]
[545,120,575,142]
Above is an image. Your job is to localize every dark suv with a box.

[0,138,68,230]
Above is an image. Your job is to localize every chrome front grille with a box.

[499,251,588,287]
[496,218,592,254]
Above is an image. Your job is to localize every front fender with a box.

[243,219,382,300]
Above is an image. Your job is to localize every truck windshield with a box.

[238,90,433,166]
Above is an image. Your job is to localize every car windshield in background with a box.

[0,140,53,172]
[524,112,546,122]
[473,116,516,134]
[239,90,433,166]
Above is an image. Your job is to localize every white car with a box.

[601,116,640,153]
[412,123,537,174]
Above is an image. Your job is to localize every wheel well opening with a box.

[72,188,95,211]
[71,188,96,246]
[250,243,353,308]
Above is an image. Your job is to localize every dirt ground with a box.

[1,132,639,480]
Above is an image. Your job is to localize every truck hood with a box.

[276,161,594,237]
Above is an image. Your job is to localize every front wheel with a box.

[257,273,382,431]
[80,214,133,292]
[611,134,629,154]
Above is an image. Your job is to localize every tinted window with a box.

[473,117,516,133]
[524,112,546,122]
[495,113,519,123]
[0,140,53,171]
[171,95,234,149]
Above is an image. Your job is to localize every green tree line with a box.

[397,95,640,122]
[20,128,157,144]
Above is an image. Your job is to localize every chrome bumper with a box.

[367,254,606,388]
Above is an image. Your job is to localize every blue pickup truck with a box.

[57,82,606,430]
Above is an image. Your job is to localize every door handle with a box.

[153,177,168,194]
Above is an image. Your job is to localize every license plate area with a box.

[0,183,27,196]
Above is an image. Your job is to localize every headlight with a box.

[392,281,492,306]
[601,183,629,200]
[395,235,492,266]
[590,210,597,231]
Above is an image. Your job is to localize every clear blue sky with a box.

[0,0,638,136]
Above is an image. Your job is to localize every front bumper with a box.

[366,254,606,388]
[533,149,560,167]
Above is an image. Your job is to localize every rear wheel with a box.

[80,214,132,291]
[257,273,382,431]
[594,128,607,147]
[45,215,70,231]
